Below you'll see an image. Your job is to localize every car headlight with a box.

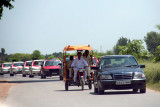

[12,68,18,70]
[25,68,29,70]
[134,72,145,79]
[100,75,112,80]
[32,68,40,70]
[44,69,49,71]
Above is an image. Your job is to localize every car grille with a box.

[113,73,132,80]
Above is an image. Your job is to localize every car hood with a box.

[100,67,143,75]
[43,66,60,69]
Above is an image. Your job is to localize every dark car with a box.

[93,55,146,94]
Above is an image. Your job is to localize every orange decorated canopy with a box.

[63,45,92,51]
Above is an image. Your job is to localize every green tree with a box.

[144,31,160,55]
[0,0,14,19]
[1,48,5,55]
[118,40,145,59]
[47,55,55,59]
[153,45,160,62]
[113,37,130,54]
[106,50,114,55]
[32,50,41,60]
[11,53,32,61]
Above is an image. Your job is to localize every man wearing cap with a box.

[71,52,88,83]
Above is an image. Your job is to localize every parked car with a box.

[92,57,98,67]
[10,62,24,76]
[22,61,32,77]
[93,55,146,94]
[41,59,63,80]
[29,60,44,78]
[0,62,12,75]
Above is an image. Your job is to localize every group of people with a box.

[67,50,93,84]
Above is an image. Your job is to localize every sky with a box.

[0,0,160,55]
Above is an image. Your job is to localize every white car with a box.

[0,62,12,75]
[22,61,32,77]
[10,62,24,76]
[29,60,44,78]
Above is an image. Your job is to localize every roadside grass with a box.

[138,60,160,91]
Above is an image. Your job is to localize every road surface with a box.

[0,74,160,107]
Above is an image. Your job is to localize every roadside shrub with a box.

[138,60,160,84]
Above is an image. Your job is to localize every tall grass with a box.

[138,60,160,91]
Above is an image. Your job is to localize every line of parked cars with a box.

[0,59,63,80]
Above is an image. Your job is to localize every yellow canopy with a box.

[63,45,92,51]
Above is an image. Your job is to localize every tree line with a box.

[1,24,160,63]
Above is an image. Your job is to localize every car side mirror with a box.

[91,66,99,70]
[140,65,145,68]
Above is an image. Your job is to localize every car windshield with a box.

[26,62,32,66]
[45,60,60,66]
[14,63,24,66]
[4,64,12,67]
[34,61,44,66]
[100,57,138,69]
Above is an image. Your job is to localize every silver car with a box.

[29,60,44,78]
[0,62,12,75]
[10,62,24,76]
[22,61,32,77]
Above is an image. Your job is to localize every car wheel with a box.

[65,81,69,91]
[29,75,34,78]
[10,74,14,76]
[60,75,63,80]
[94,83,98,93]
[41,75,44,79]
[98,85,104,94]
[88,80,92,89]
[22,74,26,77]
[140,88,146,93]
[133,89,138,92]
[41,75,46,79]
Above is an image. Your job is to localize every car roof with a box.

[13,62,24,63]
[25,61,32,62]
[45,59,60,61]
[101,55,134,58]
[3,62,12,64]
[33,60,44,61]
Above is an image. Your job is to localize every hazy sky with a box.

[0,0,160,55]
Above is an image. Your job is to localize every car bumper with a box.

[11,70,22,74]
[23,70,30,74]
[1,70,10,74]
[31,70,41,75]
[43,69,60,76]
[98,79,146,90]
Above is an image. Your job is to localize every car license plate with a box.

[116,80,131,85]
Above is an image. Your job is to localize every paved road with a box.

[0,74,160,107]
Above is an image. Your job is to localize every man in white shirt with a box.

[71,52,88,83]
[83,50,93,78]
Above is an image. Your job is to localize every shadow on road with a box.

[8,79,62,83]
[89,91,142,95]
[55,88,90,92]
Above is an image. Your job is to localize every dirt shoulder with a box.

[0,79,18,104]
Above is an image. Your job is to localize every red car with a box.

[41,59,63,80]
